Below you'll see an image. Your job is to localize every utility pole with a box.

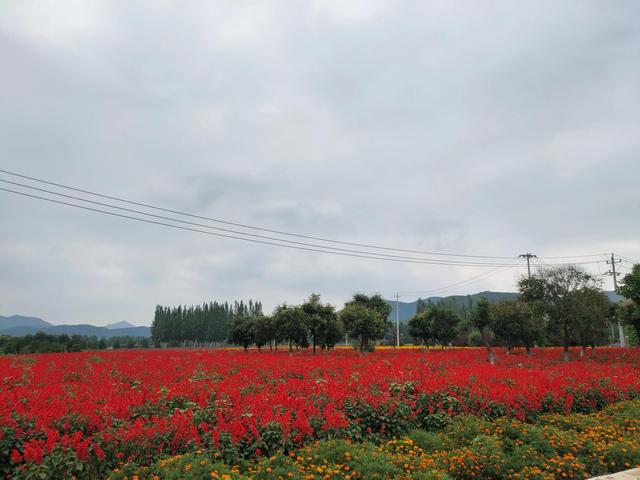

[606,253,625,347]
[519,253,537,278]
[396,293,400,348]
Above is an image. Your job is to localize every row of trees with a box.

[150,263,640,355]
[151,300,262,344]
[409,265,626,362]
[226,293,392,353]
[0,332,151,354]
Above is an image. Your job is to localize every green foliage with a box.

[301,293,342,352]
[106,400,640,480]
[441,414,493,449]
[348,293,392,321]
[272,304,308,350]
[253,439,450,480]
[470,297,495,348]
[321,313,344,350]
[617,264,640,341]
[618,263,640,305]
[407,309,433,345]
[339,299,388,353]
[228,315,256,351]
[492,300,544,352]
[467,330,482,346]
[471,297,492,332]
[518,265,606,353]
[152,300,262,344]
[253,315,274,351]
[427,304,460,346]
[20,448,106,480]
[407,429,445,453]
[517,277,547,304]
[0,332,138,355]
[408,304,461,347]
[109,452,244,480]
[574,288,611,348]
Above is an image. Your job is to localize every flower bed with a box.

[110,400,640,480]
[1,347,640,478]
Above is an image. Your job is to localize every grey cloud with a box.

[0,1,638,324]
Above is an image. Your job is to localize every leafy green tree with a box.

[339,302,387,353]
[415,298,431,314]
[471,297,495,363]
[492,300,543,354]
[302,293,339,353]
[348,293,392,323]
[407,309,433,345]
[518,265,602,360]
[517,277,547,303]
[428,304,460,348]
[228,315,255,352]
[272,304,308,351]
[254,315,275,351]
[574,288,610,353]
[618,264,640,305]
[320,314,344,350]
[343,293,392,350]
[151,299,263,344]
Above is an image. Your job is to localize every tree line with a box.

[0,332,151,354]
[2,263,638,356]
[150,263,640,355]
[225,293,392,353]
[151,300,263,345]
[151,293,392,353]
[409,264,640,361]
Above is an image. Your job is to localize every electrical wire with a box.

[0,168,602,261]
[0,178,526,266]
[0,169,617,268]
[0,186,533,267]
[617,254,638,265]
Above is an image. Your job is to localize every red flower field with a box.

[2,347,640,475]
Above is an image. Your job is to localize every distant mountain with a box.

[386,290,622,322]
[606,291,624,302]
[105,321,136,330]
[0,315,52,330]
[0,323,151,338]
[0,313,150,338]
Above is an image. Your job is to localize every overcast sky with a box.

[1,1,639,326]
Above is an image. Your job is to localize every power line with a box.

[1,186,535,267]
[0,168,603,261]
[0,181,608,269]
[398,250,616,302]
[0,170,616,268]
[616,254,638,265]
[0,179,525,267]
[536,253,608,259]
[526,258,604,267]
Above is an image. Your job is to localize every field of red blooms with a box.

[2,347,640,477]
